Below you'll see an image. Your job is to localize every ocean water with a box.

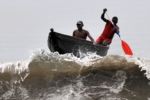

[0,50,150,100]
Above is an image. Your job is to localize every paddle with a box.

[116,33,133,56]
[105,12,133,56]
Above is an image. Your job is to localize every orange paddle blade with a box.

[121,40,133,56]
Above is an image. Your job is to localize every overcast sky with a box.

[0,0,150,62]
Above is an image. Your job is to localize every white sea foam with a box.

[0,49,150,100]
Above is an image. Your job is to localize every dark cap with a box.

[76,21,84,26]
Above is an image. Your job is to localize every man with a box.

[96,8,119,46]
[73,21,94,42]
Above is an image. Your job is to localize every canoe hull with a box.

[48,31,109,56]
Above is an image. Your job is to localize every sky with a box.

[0,0,150,62]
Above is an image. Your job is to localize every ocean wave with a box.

[0,49,148,82]
[0,49,150,99]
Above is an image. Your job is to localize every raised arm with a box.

[101,8,108,22]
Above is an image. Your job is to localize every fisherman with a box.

[96,8,119,46]
[73,21,94,42]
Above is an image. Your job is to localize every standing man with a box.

[96,8,119,46]
[73,21,94,42]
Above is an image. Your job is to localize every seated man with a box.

[73,21,94,42]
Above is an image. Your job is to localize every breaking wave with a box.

[0,49,150,100]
